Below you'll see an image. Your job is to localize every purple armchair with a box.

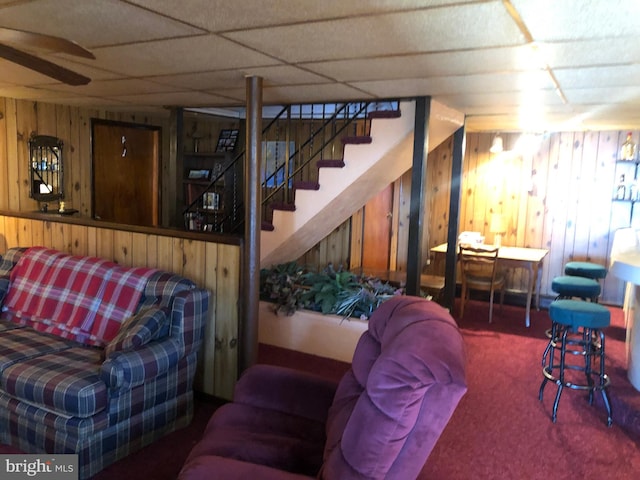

[179,296,467,480]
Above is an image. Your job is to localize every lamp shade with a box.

[490,213,506,234]
[490,135,503,153]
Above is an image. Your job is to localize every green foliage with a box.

[260,262,404,319]
[259,261,306,316]
[301,264,362,314]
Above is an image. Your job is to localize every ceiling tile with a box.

[87,35,280,77]
[513,0,640,42]
[46,78,181,97]
[564,86,640,105]
[350,71,554,100]
[127,0,478,31]
[539,39,640,68]
[223,3,525,63]
[262,83,373,104]
[554,65,640,89]
[112,91,237,107]
[0,0,204,48]
[149,65,329,91]
[302,46,537,82]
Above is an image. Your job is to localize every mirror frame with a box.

[29,134,64,202]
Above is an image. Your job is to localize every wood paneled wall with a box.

[300,130,634,306]
[0,97,173,221]
[0,214,240,400]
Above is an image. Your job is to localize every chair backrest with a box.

[458,244,500,285]
[321,296,467,480]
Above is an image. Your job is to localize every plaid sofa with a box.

[0,247,210,479]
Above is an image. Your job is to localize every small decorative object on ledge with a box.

[620,132,636,161]
[215,129,239,152]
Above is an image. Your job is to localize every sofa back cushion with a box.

[321,296,467,480]
[1,247,158,346]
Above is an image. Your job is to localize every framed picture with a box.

[187,168,211,180]
[202,191,220,211]
[216,129,239,152]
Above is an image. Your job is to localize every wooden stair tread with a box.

[368,110,401,119]
[342,136,372,145]
[270,202,296,211]
[317,159,345,168]
[293,180,320,190]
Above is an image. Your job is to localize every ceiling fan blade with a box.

[0,27,94,59]
[0,43,90,85]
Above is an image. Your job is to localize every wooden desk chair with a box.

[458,244,505,322]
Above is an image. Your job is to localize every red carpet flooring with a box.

[422,300,640,479]
[1,300,639,479]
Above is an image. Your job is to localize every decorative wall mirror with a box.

[29,134,64,202]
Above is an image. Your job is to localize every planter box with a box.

[258,301,368,363]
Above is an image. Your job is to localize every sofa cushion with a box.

[0,327,71,373]
[105,306,169,356]
[1,347,107,418]
[2,247,158,346]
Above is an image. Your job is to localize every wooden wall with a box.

[0,97,175,221]
[0,96,244,400]
[300,130,636,306]
[0,214,241,400]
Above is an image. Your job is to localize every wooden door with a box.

[361,185,393,271]
[92,120,160,226]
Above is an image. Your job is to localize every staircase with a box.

[260,100,464,268]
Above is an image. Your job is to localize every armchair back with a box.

[322,296,467,479]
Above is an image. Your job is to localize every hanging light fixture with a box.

[490,134,504,153]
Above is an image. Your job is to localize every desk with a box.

[431,243,549,327]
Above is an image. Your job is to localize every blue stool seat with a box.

[551,275,601,299]
[540,299,612,426]
[564,261,607,280]
[549,299,610,330]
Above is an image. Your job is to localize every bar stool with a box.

[564,261,607,281]
[539,299,612,426]
[551,275,601,302]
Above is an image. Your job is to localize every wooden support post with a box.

[406,97,431,296]
[240,76,262,374]
[168,107,183,228]
[442,125,466,311]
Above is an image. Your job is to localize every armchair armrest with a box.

[100,338,182,390]
[233,364,339,423]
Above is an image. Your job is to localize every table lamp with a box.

[490,213,506,247]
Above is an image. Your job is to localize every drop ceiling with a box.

[0,0,638,132]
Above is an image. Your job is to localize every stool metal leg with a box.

[584,327,595,405]
[597,330,613,426]
[540,323,561,401]
[551,328,569,423]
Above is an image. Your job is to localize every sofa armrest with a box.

[233,364,339,423]
[101,286,208,391]
[179,455,313,480]
[100,338,182,390]
[170,288,209,356]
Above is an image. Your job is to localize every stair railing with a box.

[183,100,399,234]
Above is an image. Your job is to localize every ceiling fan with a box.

[0,26,94,86]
